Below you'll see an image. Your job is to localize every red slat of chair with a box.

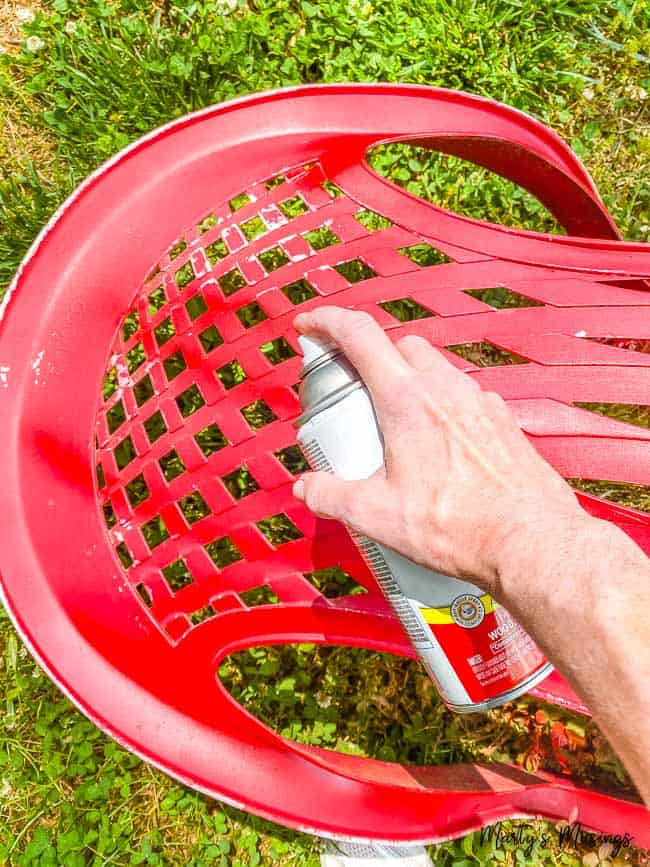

[0,85,648,843]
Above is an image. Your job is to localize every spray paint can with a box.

[294,334,553,712]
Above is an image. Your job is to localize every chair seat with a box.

[0,83,648,842]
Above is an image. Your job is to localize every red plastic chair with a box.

[1,84,649,844]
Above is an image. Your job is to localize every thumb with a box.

[292,471,380,530]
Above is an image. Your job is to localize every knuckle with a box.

[483,390,507,411]
[338,486,360,525]
[396,333,427,352]
[345,309,376,335]
[462,372,480,392]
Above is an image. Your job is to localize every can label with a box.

[417,597,547,704]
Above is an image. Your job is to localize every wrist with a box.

[489,507,650,803]
[490,507,608,615]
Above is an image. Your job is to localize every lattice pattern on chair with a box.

[4,85,650,844]
[96,159,650,651]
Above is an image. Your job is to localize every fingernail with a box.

[292,478,305,500]
[293,312,309,332]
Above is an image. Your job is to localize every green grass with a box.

[1,0,650,863]
[2,0,650,291]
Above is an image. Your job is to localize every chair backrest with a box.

[1,84,648,843]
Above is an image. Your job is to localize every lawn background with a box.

[1,0,649,863]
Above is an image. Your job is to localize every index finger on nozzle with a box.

[293,306,409,396]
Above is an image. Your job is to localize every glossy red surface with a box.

[0,84,648,841]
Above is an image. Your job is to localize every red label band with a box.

[428,608,546,704]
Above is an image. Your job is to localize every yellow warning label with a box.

[419,594,499,625]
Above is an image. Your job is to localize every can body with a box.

[295,346,552,712]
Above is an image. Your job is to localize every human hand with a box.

[291,306,595,603]
[291,306,650,805]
